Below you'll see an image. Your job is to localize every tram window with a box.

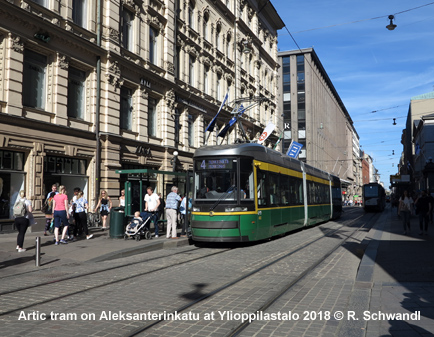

[240,159,254,200]
[256,169,267,207]
[280,174,290,206]
[289,176,303,205]
[269,173,280,206]
[194,159,238,200]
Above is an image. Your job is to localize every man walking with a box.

[165,186,181,239]
[144,186,160,238]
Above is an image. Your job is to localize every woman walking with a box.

[398,190,413,235]
[14,190,33,252]
[94,190,112,230]
[52,185,70,245]
[74,191,93,240]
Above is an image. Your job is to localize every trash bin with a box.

[110,207,127,239]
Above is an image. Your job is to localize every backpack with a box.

[42,195,54,213]
[13,199,27,218]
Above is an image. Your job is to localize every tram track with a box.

[123,211,377,336]
[0,247,231,316]
[0,209,375,337]
[226,212,377,337]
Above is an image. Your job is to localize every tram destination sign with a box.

[198,159,233,170]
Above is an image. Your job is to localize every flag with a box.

[257,122,275,144]
[217,105,245,138]
[205,92,229,132]
[286,141,303,158]
[272,131,284,150]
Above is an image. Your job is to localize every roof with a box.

[411,92,434,100]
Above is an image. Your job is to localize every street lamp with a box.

[386,15,397,31]
[170,151,178,171]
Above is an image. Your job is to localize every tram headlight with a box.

[225,207,248,212]
[192,207,200,212]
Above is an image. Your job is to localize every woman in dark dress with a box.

[94,190,112,230]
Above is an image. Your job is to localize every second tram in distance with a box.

[190,143,342,242]
[363,182,386,212]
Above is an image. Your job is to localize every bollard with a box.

[35,236,41,267]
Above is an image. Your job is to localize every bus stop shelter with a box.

[111,169,191,238]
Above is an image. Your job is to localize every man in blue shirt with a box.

[165,186,181,239]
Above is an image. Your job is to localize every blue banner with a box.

[205,92,229,132]
[217,105,245,138]
[286,141,303,158]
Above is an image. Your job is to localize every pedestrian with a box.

[74,191,93,240]
[179,192,192,238]
[415,190,432,235]
[14,190,33,252]
[94,190,112,230]
[157,192,165,220]
[165,186,181,239]
[398,190,413,235]
[119,189,125,210]
[69,187,81,240]
[52,185,70,245]
[144,186,160,238]
[43,184,57,236]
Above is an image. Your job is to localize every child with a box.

[129,211,143,229]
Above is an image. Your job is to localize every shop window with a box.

[44,156,87,175]
[0,151,24,171]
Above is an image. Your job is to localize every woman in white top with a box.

[398,190,413,234]
[119,189,125,207]
[14,190,33,252]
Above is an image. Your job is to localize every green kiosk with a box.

[111,169,191,239]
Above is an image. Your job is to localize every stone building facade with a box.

[0,0,284,228]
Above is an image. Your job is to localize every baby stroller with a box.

[87,212,101,228]
[124,212,152,241]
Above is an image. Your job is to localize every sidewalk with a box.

[0,227,190,277]
[342,205,434,336]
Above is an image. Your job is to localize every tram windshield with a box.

[364,185,379,198]
[194,158,254,201]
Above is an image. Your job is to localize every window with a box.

[122,8,134,51]
[226,35,231,58]
[149,27,158,64]
[0,151,24,171]
[22,49,47,109]
[189,56,195,86]
[188,2,195,28]
[204,65,210,94]
[32,0,47,7]
[72,0,87,28]
[188,115,194,147]
[203,15,209,40]
[216,27,221,50]
[148,97,157,137]
[67,67,86,119]
[217,74,222,99]
[120,86,133,131]
[44,156,87,175]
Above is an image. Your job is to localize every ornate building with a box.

[0,0,284,229]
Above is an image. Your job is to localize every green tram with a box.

[191,143,342,242]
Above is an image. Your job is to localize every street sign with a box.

[286,141,303,158]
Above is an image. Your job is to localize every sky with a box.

[271,0,434,186]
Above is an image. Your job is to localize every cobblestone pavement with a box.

[0,207,369,336]
[2,206,432,337]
